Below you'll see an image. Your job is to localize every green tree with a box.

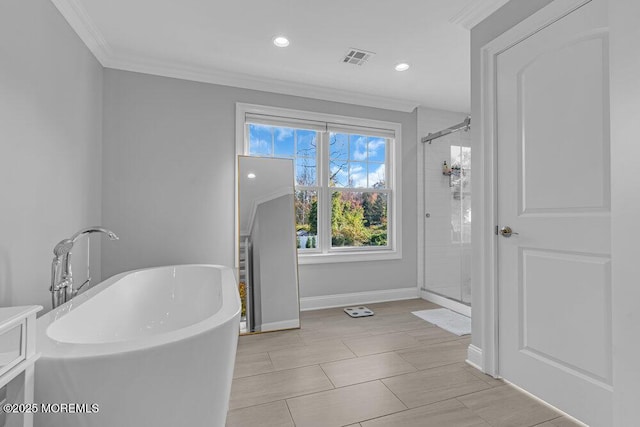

[361,193,373,227]
[331,192,370,246]
[371,193,386,226]
[309,197,318,235]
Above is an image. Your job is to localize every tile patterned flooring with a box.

[226,299,581,427]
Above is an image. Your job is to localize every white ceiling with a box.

[52,0,510,112]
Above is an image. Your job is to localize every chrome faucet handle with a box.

[50,278,70,292]
[76,277,92,295]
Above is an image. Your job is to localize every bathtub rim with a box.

[36,264,240,359]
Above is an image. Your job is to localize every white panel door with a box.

[496,1,611,425]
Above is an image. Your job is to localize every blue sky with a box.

[249,124,387,188]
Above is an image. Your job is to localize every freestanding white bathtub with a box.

[34,265,240,427]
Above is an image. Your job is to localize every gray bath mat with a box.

[412,308,471,336]
[344,306,374,318]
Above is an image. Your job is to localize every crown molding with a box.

[50,0,112,63]
[52,0,421,112]
[449,0,511,30]
[104,53,420,112]
[50,0,419,113]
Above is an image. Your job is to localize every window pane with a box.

[249,124,272,156]
[274,127,295,158]
[329,133,348,160]
[295,190,318,250]
[367,137,386,162]
[296,157,316,186]
[246,111,395,256]
[349,135,367,161]
[330,160,348,187]
[297,130,317,158]
[349,162,367,187]
[368,162,386,188]
[331,191,388,248]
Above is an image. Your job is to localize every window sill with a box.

[297,249,402,265]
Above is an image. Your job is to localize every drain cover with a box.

[344,306,374,318]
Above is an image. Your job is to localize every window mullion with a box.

[271,127,275,156]
[320,131,331,254]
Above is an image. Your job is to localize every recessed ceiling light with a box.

[273,36,290,48]
[247,173,256,179]
[395,63,410,72]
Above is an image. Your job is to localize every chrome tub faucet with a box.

[50,227,119,309]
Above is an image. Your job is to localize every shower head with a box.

[53,239,74,258]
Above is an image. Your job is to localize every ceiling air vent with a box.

[342,48,375,66]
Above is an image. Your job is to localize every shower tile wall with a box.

[419,108,471,305]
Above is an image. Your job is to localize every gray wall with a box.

[469,0,554,352]
[0,0,103,309]
[251,194,299,329]
[102,69,418,299]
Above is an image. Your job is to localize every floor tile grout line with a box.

[237,351,457,394]
[346,340,429,358]
[355,396,485,426]
[396,356,462,372]
[451,383,559,427]
[232,383,335,412]
[283,398,296,426]
[267,353,357,373]
[378,378,409,411]
[454,396,498,426]
[280,378,405,414]
[233,349,363,381]
[318,363,338,389]
[229,366,337,411]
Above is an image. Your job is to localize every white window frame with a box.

[236,103,402,265]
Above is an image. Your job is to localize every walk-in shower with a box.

[421,116,471,313]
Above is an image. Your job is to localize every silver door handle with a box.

[499,226,519,238]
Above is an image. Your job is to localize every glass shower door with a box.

[424,135,471,305]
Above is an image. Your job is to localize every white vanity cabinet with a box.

[0,306,42,427]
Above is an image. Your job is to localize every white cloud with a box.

[349,164,367,187]
[368,163,386,187]
[251,124,273,132]
[275,128,293,141]
[351,136,367,161]
[367,138,386,160]
[250,138,271,153]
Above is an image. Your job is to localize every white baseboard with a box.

[300,287,419,311]
[420,290,472,317]
[258,319,300,331]
[466,344,483,371]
